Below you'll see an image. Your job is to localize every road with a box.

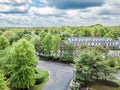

[113,72,120,80]
[37,60,74,90]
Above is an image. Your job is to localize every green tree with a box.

[0,31,3,35]
[60,42,74,63]
[22,34,32,41]
[32,36,43,56]
[78,44,90,51]
[0,47,12,76]
[74,49,117,86]
[0,70,8,90]
[42,33,53,56]
[0,36,9,50]
[9,38,38,89]
[52,34,61,57]
[2,30,17,44]
[93,46,109,58]
[39,31,47,54]
[74,50,93,86]
[39,31,47,40]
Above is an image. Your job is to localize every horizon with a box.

[0,0,120,27]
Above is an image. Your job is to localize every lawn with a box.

[30,69,49,90]
[91,78,120,90]
[92,84,120,90]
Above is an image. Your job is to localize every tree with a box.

[0,37,9,71]
[74,49,117,86]
[52,34,61,57]
[93,46,109,58]
[2,30,18,44]
[0,70,8,90]
[0,47,12,76]
[0,31,3,35]
[22,34,32,41]
[39,31,47,40]
[74,50,93,86]
[78,44,90,51]
[39,31,47,54]
[32,36,43,56]
[9,38,38,89]
[60,42,74,63]
[42,33,53,56]
[0,36,9,50]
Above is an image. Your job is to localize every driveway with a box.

[37,60,74,90]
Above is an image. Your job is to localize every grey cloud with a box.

[45,0,104,9]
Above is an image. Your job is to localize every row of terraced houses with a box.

[67,37,120,48]
[66,37,120,57]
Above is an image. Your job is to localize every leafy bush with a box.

[0,71,8,90]
[31,69,49,90]
[35,71,44,85]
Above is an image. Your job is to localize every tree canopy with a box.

[9,38,38,89]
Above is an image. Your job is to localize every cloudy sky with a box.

[0,0,120,27]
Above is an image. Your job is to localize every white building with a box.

[67,37,120,48]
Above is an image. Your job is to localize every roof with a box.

[68,37,112,40]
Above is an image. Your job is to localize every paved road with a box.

[37,60,74,90]
[113,72,120,80]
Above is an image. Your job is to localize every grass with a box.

[30,69,49,90]
[109,78,120,86]
[92,84,120,90]
[91,78,120,90]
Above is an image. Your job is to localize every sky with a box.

[0,0,120,27]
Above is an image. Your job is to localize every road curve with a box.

[37,60,74,90]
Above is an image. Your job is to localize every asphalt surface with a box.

[37,60,74,90]
[113,72,120,80]
[37,60,120,90]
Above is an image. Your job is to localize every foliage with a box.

[108,57,120,68]
[60,42,74,63]
[31,69,49,90]
[74,48,117,86]
[9,38,38,89]
[2,30,17,44]
[0,47,12,76]
[78,44,90,51]
[1,25,120,62]
[22,34,32,41]
[42,33,53,56]
[39,31,47,54]
[0,31,3,35]
[52,34,61,57]
[0,70,8,90]
[0,36,9,50]
[33,36,42,54]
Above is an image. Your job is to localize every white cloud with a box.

[0,0,31,13]
[0,0,120,26]
[29,7,57,15]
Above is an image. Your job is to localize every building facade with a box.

[67,37,120,48]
